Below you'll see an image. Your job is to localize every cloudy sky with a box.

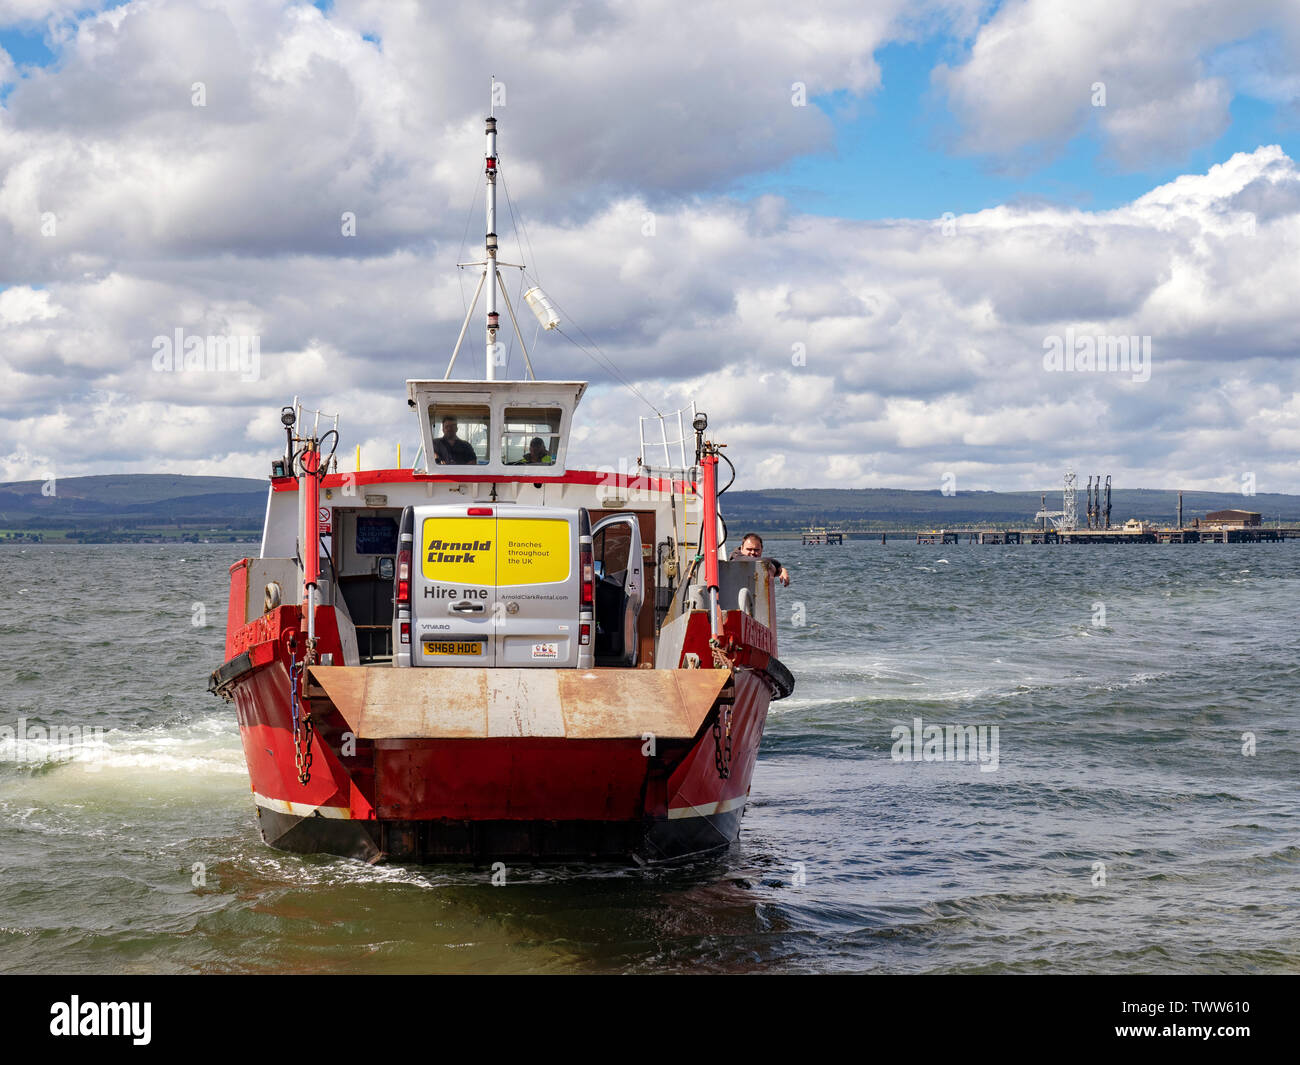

[1,0,1298,493]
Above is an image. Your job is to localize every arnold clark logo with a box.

[151,328,261,382]
[426,538,491,563]
[891,716,1000,772]
[1043,329,1151,383]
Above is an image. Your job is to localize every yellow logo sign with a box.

[499,518,570,586]
[421,516,570,586]
[421,518,495,584]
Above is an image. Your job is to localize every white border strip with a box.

[253,791,353,819]
[253,791,744,823]
[667,794,748,820]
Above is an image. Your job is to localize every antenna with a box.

[443,89,539,382]
[484,87,499,381]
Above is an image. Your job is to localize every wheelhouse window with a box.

[429,404,489,466]
[501,407,562,467]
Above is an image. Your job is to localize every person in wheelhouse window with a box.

[522,436,553,465]
[433,415,477,465]
[730,532,790,586]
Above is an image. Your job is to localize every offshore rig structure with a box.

[1032,470,1113,532]
[918,470,1298,545]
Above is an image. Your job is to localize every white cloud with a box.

[934,0,1295,168]
[0,0,95,27]
[5,144,1299,492]
[0,283,57,322]
[0,0,957,280]
[0,1,1298,497]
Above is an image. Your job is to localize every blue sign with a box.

[355,516,398,555]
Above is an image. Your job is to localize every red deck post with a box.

[301,443,320,641]
[700,450,721,637]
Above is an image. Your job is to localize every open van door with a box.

[591,513,643,666]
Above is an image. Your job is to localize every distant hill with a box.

[1,474,1297,543]
[0,474,263,506]
[0,475,267,542]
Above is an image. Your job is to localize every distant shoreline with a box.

[3,473,1299,543]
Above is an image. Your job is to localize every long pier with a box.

[915,527,1300,544]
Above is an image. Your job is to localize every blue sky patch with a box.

[732,39,1300,220]
[0,28,55,68]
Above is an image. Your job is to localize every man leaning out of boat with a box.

[730,532,791,586]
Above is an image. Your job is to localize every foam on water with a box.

[0,714,245,780]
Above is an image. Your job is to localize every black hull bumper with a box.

[253,804,745,866]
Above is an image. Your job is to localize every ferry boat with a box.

[208,106,794,864]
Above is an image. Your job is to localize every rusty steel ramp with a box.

[305,666,730,741]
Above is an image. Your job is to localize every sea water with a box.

[0,542,1295,973]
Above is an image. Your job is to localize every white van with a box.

[392,504,642,669]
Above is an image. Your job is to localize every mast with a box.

[444,80,547,381]
[485,79,499,380]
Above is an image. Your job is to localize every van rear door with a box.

[494,505,580,668]
[591,512,644,666]
[412,505,497,667]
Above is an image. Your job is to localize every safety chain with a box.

[710,638,735,780]
[288,637,316,786]
[710,645,729,671]
[712,701,733,780]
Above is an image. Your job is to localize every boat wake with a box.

[0,713,245,779]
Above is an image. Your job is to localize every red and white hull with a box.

[213,595,790,864]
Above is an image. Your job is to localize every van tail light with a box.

[467,507,494,516]
[400,621,410,645]
[580,536,594,607]
[396,545,411,604]
[579,528,594,648]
